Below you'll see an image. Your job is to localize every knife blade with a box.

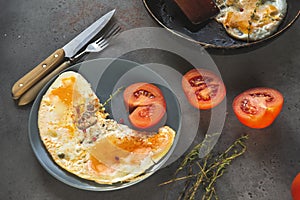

[11,9,115,100]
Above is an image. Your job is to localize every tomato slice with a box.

[292,173,300,200]
[182,68,226,110]
[123,82,166,110]
[129,103,166,129]
[232,87,284,129]
[123,83,166,129]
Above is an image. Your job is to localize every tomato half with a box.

[232,87,284,129]
[129,103,166,129]
[292,173,300,200]
[182,68,226,110]
[123,82,165,110]
[123,83,166,129]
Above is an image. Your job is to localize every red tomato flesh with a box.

[123,82,165,110]
[129,103,166,129]
[292,173,300,200]
[123,83,166,129]
[232,87,283,129]
[182,68,226,110]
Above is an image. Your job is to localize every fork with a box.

[73,24,121,60]
[18,24,121,106]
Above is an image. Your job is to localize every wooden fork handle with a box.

[12,48,65,100]
[18,60,72,106]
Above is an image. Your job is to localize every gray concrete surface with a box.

[0,0,299,199]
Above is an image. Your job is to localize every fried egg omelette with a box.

[215,0,287,41]
[38,71,175,184]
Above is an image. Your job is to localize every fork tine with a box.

[94,36,104,44]
[101,43,109,50]
[109,26,121,39]
[98,40,109,48]
[95,24,121,46]
[95,24,119,44]
[103,24,121,39]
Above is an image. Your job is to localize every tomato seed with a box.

[241,99,258,115]
[138,106,151,118]
[189,75,214,88]
[134,89,155,99]
[250,92,274,102]
[195,84,219,101]
[189,75,204,87]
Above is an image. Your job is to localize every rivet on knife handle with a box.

[11,48,65,100]
[18,60,72,106]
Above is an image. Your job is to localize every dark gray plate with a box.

[143,0,300,49]
[28,58,181,191]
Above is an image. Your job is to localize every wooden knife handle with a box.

[18,60,72,106]
[12,48,65,100]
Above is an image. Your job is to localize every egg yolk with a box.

[50,76,76,106]
[223,1,279,34]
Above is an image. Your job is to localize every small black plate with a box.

[143,0,300,49]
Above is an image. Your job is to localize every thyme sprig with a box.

[161,134,249,200]
[102,86,124,107]
[175,132,222,175]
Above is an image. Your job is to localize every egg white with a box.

[215,0,287,41]
[38,71,175,185]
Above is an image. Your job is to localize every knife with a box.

[17,24,121,106]
[11,9,115,100]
